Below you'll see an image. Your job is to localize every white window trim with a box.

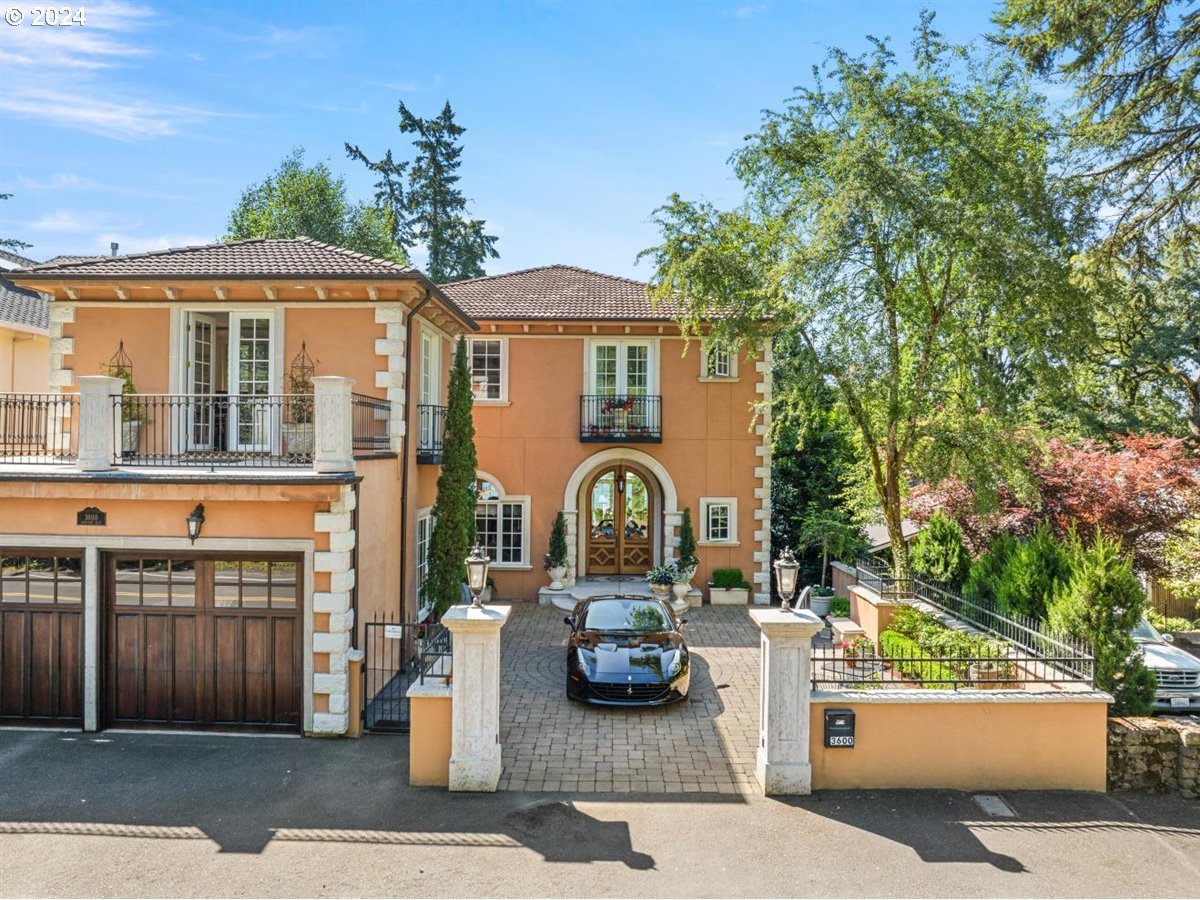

[175,307,283,395]
[468,336,509,404]
[419,323,441,406]
[416,505,434,617]
[474,472,531,569]
[583,338,659,396]
[699,339,739,382]
[699,496,739,545]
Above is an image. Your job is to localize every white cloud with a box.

[28,209,134,232]
[16,173,199,202]
[734,2,769,18]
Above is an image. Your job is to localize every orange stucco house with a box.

[0,247,769,737]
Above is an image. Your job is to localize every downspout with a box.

[399,287,432,621]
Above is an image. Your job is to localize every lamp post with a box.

[465,543,491,608]
[186,504,205,544]
[774,546,800,613]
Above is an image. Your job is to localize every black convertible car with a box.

[565,595,690,705]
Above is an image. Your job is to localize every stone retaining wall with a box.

[1107,716,1200,799]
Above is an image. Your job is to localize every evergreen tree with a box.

[1046,535,1157,715]
[963,532,1019,607]
[545,511,569,570]
[996,523,1076,621]
[425,338,478,617]
[908,512,972,589]
[347,101,498,283]
[677,508,698,570]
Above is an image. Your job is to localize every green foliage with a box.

[908,512,972,588]
[711,568,750,590]
[887,604,1003,661]
[425,338,478,617]
[226,148,406,262]
[1162,517,1200,614]
[677,507,698,570]
[645,564,679,586]
[1046,535,1157,715]
[643,15,1092,582]
[829,597,851,618]
[878,631,955,688]
[346,101,498,283]
[963,532,1020,607]
[544,511,568,570]
[996,524,1076,621]
[1146,609,1199,633]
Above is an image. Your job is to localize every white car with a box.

[1131,619,1200,713]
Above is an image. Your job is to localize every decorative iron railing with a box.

[112,393,314,467]
[854,556,1094,680]
[351,393,391,453]
[812,644,1094,689]
[416,404,445,464]
[579,394,662,442]
[0,393,78,463]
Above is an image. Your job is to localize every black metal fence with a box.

[112,394,314,467]
[351,393,391,453]
[812,645,1093,689]
[362,616,452,732]
[416,404,445,463]
[854,557,1094,679]
[0,393,77,463]
[579,394,662,442]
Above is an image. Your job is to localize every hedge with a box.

[878,631,955,688]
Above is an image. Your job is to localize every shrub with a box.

[678,508,698,571]
[829,597,850,618]
[1046,535,1157,716]
[1147,609,1199,633]
[963,532,1019,607]
[995,523,1075,621]
[711,567,750,590]
[879,631,954,688]
[544,510,568,570]
[646,564,679,586]
[908,512,972,588]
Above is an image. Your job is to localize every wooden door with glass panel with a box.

[586,465,653,574]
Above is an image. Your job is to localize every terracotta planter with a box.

[650,583,672,599]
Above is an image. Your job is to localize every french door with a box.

[586,465,653,575]
[590,341,654,430]
[187,314,217,450]
[418,329,439,450]
[228,314,273,453]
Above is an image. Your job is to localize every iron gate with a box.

[362,616,451,732]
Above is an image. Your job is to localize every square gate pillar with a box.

[749,608,824,795]
[443,604,510,792]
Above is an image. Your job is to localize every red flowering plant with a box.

[602,397,636,414]
[840,636,875,659]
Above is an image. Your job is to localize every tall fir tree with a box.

[347,101,498,283]
[425,338,479,617]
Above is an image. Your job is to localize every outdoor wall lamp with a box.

[465,543,491,608]
[186,504,206,544]
[774,546,800,612]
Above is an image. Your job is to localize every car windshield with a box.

[584,598,671,632]
[1130,618,1164,643]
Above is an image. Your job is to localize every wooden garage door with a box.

[0,551,84,725]
[105,555,301,732]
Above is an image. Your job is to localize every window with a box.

[474,476,530,567]
[419,328,439,406]
[590,341,654,395]
[469,338,506,401]
[701,497,738,544]
[701,340,737,379]
[416,510,433,611]
[1,553,82,604]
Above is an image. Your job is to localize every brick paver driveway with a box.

[498,602,761,794]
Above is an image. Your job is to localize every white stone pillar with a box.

[312,375,355,473]
[76,375,121,471]
[443,604,510,792]
[749,608,824,795]
[83,545,100,731]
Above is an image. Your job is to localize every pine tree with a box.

[1046,535,1157,715]
[346,101,498,283]
[909,512,972,589]
[996,523,1075,621]
[963,532,1019,607]
[678,508,698,570]
[425,338,478,617]
[545,511,568,570]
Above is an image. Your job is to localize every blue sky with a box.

[1,0,1004,278]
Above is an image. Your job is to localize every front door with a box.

[586,465,653,575]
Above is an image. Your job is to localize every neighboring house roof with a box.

[0,276,50,333]
[865,519,922,551]
[0,248,39,270]
[442,264,680,321]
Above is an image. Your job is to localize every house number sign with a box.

[77,506,107,526]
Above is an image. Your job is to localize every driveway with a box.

[499,602,760,793]
[1,729,1198,898]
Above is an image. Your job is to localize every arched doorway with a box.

[585,465,654,575]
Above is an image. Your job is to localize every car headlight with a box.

[575,647,596,671]
[665,648,687,677]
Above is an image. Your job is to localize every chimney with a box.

[110,242,119,257]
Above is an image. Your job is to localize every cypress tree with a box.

[909,512,972,589]
[426,337,478,617]
[678,508,698,570]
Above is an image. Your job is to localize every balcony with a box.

[0,393,78,464]
[416,404,446,464]
[579,394,662,443]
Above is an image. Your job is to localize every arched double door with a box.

[586,465,653,575]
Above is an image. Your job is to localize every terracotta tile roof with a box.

[17,237,420,280]
[39,254,104,267]
[0,277,49,332]
[441,264,682,321]
[0,248,40,270]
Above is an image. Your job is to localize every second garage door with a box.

[105,554,302,732]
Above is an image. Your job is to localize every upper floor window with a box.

[419,328,440,407]
[701,340,738,380]
[474,475,530,567]
[469,338,506,402]
[589,340,655,396]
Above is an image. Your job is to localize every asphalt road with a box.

[0,728,1197,898]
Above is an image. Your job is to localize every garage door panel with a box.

[112,612,142,722]
[142,614,171,722]
[56,612,82,720]
[1,610,27,716]
[242,616,269,724]
[171,616,199,723]
[27,611,55,717]
[273,618,298,726]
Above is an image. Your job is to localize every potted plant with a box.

[544,510,569,590]
[809,584,834,618]
[677,507,698,586]
[841,636,875,668]
[671,567,693,606]
[283,343,316,458]
[111,368,144,456]
[708,567,751,605]
[969,640,1017,689]
[646,564,678,599]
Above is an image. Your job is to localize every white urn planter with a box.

[671,583,690,605]
[547,565,567,591]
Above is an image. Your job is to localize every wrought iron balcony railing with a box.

[579,394,662,443]
[0,392,78,464]
[416,404,446,464]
